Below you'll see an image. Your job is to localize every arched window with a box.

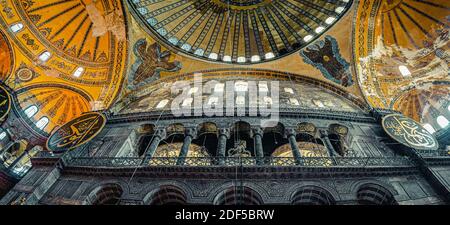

[147,185,187,205]
[0,131,7,140]
[214,186,263,205]
[73,67,84,78]
[24,105,38,118]
[10,23,24,33]
[292,186,335,205]
[87,184,123,205]
[437,116,449,128]
[38,51,51,62]
[36,117,49,130]
[357,184,397,205]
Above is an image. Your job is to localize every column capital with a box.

[251,127,264,138]
[218,128,231,139]
[319,129,329,137]
[154,128,167,139]
[285,128,297,137]
[185,127,197,138]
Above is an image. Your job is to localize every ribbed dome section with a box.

[128,0,353,64]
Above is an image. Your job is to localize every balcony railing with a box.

[415,150,450,158]
[62,156,413,168]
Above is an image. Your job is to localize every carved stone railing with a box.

[415,150,450,158]
[62,156,413,168]
[107,107,375,124]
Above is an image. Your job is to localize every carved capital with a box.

[251,127,264,138]
[185,128,197,138]
[218,128,231,139]
[319,129,329,137]
[285,128,297,137]
[154,129,167,139]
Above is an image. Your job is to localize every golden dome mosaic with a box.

[128,0,353,64]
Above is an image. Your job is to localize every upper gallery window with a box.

[437,116,449,128]
[36,117,49,130]
[0,131,6,140]
[38,51,51,62]
[73,67,85,78]
[10,23,24,33]
[24,105,38,118]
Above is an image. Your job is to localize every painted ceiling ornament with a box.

[382,114,439,151]
[301,35,353,87]
[128,39,181,90]
[127,0,352,64]
[46,112,106,154]
[0,83,12,121]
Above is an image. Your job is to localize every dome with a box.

[128,0,353,64]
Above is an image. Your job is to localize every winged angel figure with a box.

[128,39,182,90]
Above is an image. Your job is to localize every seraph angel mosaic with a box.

[300,36,353,87]
[128,39,182,90]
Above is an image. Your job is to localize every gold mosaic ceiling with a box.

[0,0,127,133]
[354,0,449,128]
[127,0,353,64]
[0,0,448,135]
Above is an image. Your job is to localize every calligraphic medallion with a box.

[382,114,439,151]
[46,112,106,153]
[0,84,12,121]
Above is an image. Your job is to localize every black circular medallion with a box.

[382,114,439,151]
[0,84,12,121]
[46,112,106,154]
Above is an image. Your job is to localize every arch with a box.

[214,186,263,205]
[197,122,218,135]
[328,123,349,156]
[291,186,336,205]
[228,121,253,156]
[194,122,218,156]
[85,183,123,205]
[166,123,185,138]
[263,122,288,156]
[136,124,157,157]
[146,185,187,205]
[24,105,38,118]
[357,183,397,205]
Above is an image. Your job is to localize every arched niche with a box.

[214,186,263,205]
[291,186,336,205]
[145,185,187,205]
[86,183,124,205]
[357,183,397,205]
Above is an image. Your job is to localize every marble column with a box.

[176,128,197,165]
[217,128,230,165]
[320,129,338,157]
[286,128,302,165]
[252,127,264,165]
[142,129,166,165]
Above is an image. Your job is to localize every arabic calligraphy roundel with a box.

[46,112,106,154]
[0,84,12,121]
[382,114,439,151]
